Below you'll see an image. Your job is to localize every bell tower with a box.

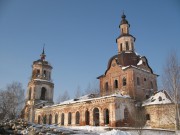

[23,47,54,122]
[116,13,136,53]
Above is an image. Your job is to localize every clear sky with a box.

[0,0,180,101]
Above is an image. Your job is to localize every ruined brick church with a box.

[22,14,174,129]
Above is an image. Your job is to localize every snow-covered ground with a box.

[65,126,175,135]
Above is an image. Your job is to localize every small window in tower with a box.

[120,43,122,51]
[105,82,108,92]
[144,78,146,81]
[123,77,127,86]
[126,41,129,50]
[36,69,40,77]
[40,87,46,100]
[114,80,118,89]
[29,88,32,100]
[43,70,46,77]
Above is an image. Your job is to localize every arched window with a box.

[40,87,46,100]
[123,78,127,86]
[49,114,52,125]
[114,80,118,89]
[93,108,100,126]
[105,82,108,92]
[61,113,64,125]
[55,114,58,124]
[43,70,46,78]
[68,112,72,125]
[38,115,41,124]
[124,108,128,120]
[43,115,47,124]
[104,109,109,125]
[36,69,40,77]
[76,111,80,125]
[126,41,129,50]
[29,88,32,100]
[137,77,140,85]
[85,110,90,125]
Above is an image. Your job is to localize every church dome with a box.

[120,13,129,25]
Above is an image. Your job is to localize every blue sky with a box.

[0,0,180,101]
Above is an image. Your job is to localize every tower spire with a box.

[40,44,46,61]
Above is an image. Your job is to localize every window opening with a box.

[123,78,127,86]
[61,113,64,125]
[104,109,109,125]
[126,41,129,50]
[43,70,46,77]
[38,115,41,124]
[49,114,52,125]
[43,115,46,124]
[55,114,58,124]
[76,111,80,125]
[29,88,32,100]
[85,110,90,125]
[146,114,150,120]
[93,108,100,126]
[40,87,46,100]
[114,80,118,89]
[36,69,40,77]
[68,112,72,125]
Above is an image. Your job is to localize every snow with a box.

[100,129,131,135]
[142,91,172,106]
[137,60,143,65]
[121,65,150,73]
[122,66,130,70]
[34,78,52,83]
[44,93,130,108]
[125,51,133,54]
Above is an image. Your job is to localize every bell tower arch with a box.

[23,47,54,122]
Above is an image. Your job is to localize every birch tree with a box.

[0,82,25,121]
[162,51,180,130]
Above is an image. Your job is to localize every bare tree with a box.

[56,90,70,103]
[74,85,82,98]
[0,82,25,121]
[129,106,146,135]
[84,80,99,95]
[162,51,180,130]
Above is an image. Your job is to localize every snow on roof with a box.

[34,79,52,83]
[142,91,172,106]
[137,59,143,65]
[43,93,130,108]
[121,65,150,73]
